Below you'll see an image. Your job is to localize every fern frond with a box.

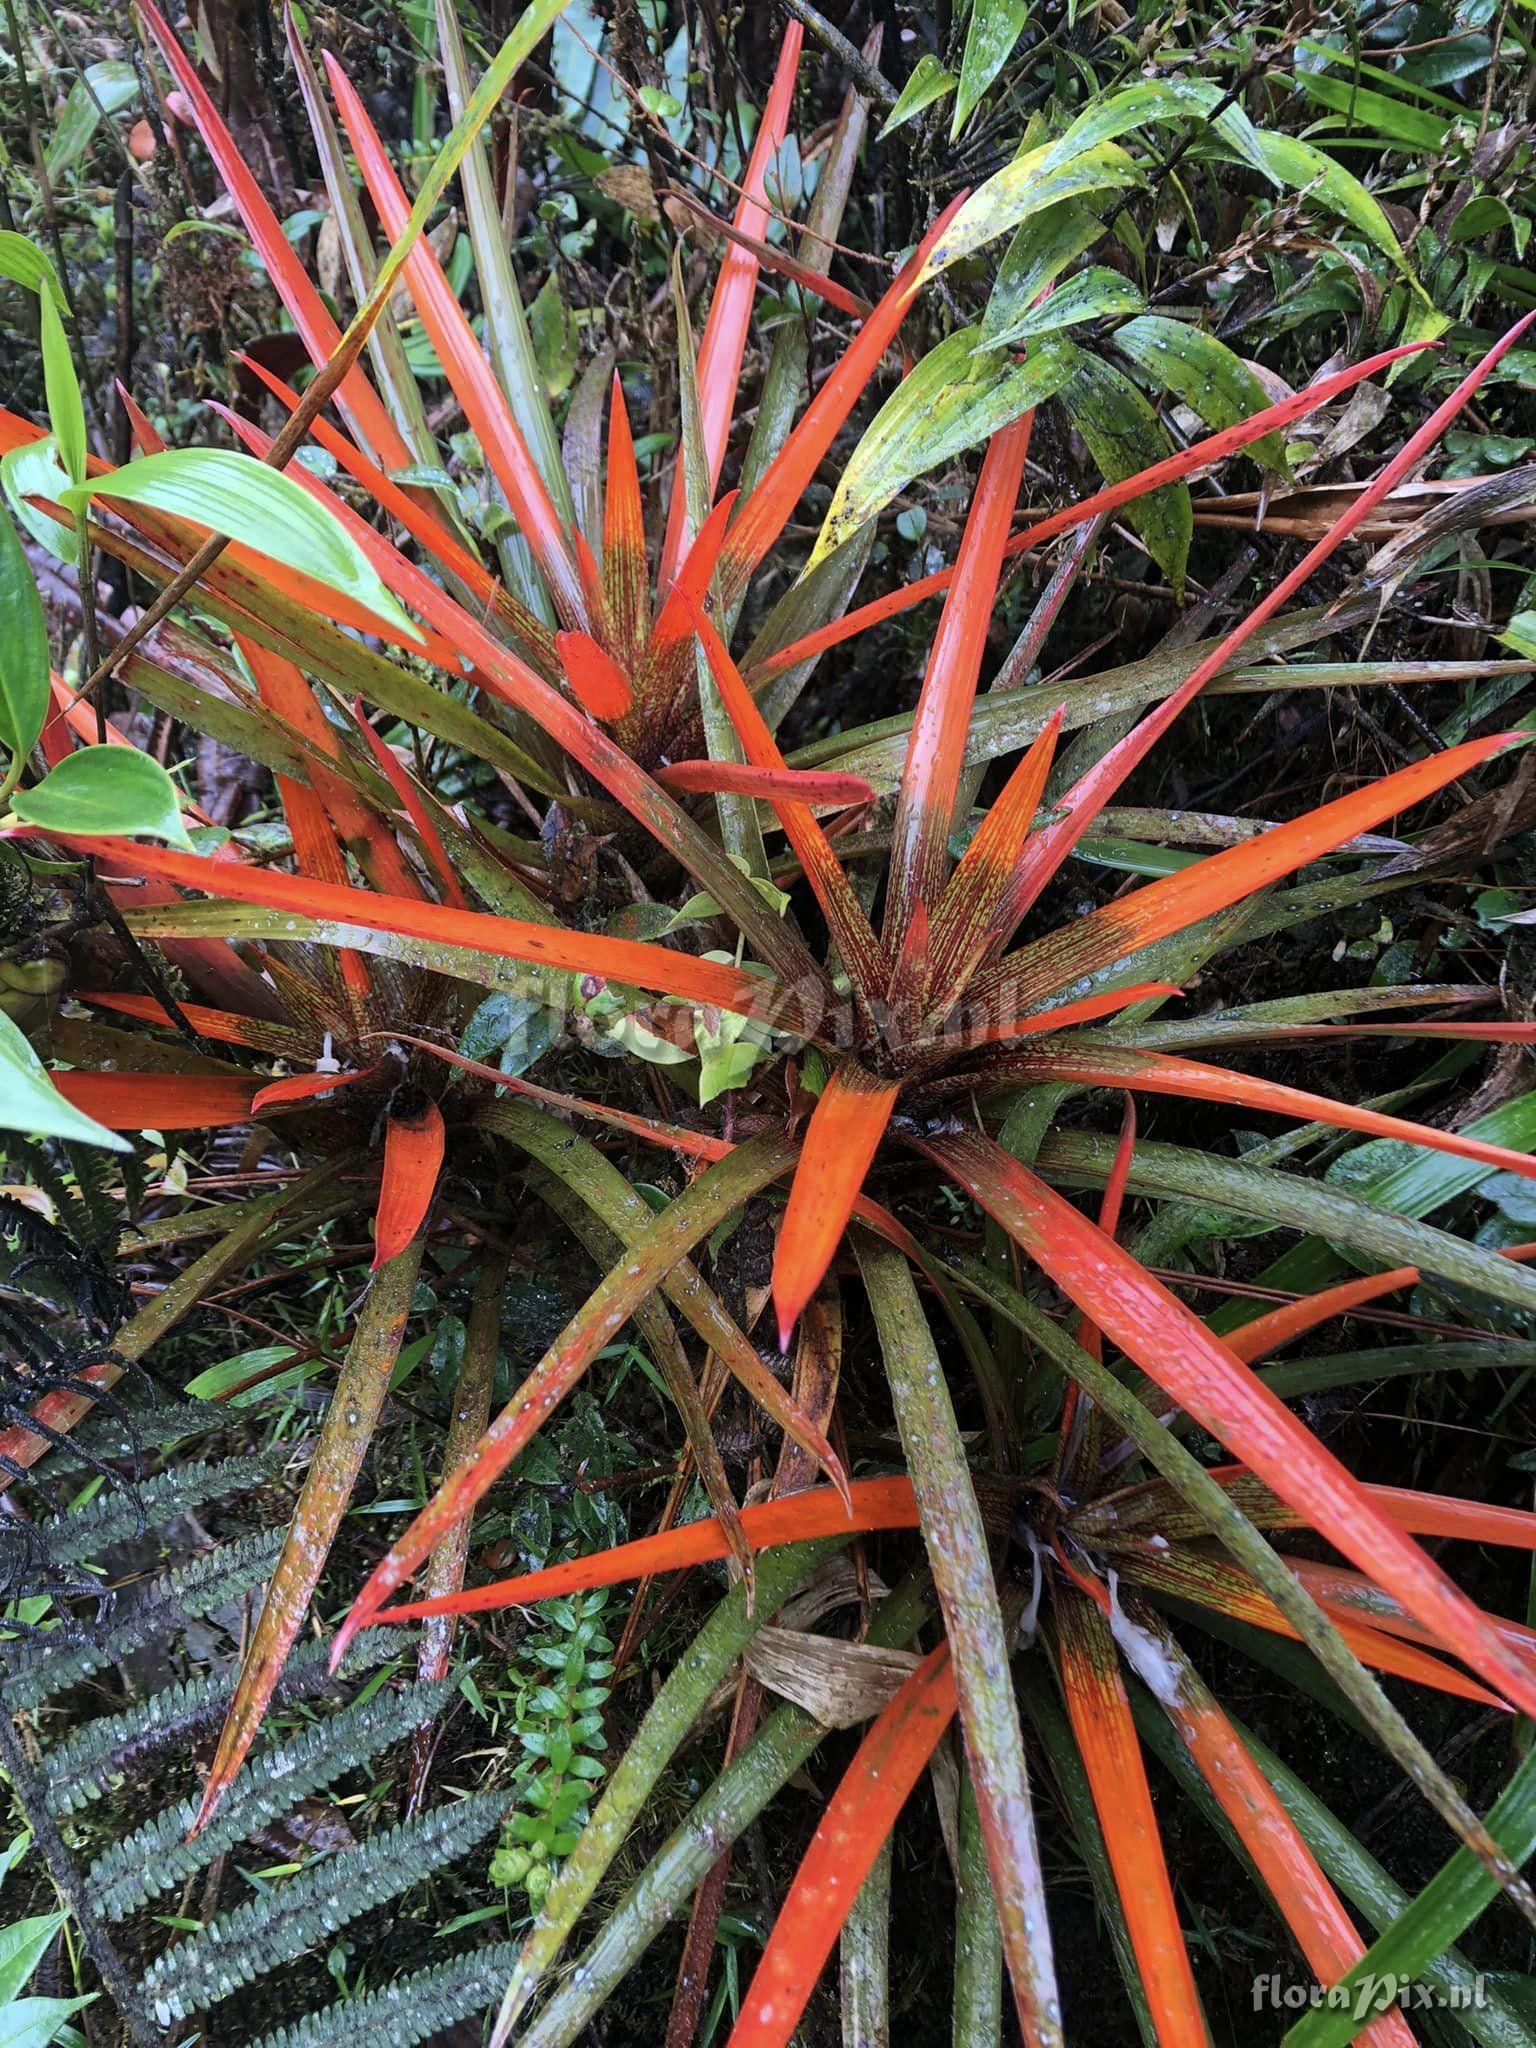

[47,1627,415,1819]
[3,1527,285,1711]
[249,1942,520,2048]
[40,1446,300,1566]
[141,1790,509,2024]
[90,1671,456,1920]
[64,1398,230,1469]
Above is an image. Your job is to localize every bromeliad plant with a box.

[7,1,1536,2041]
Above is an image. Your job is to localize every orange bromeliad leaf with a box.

[1192,1470,1536,1554]
[602,371,650,663]
[53,836,805,1030]
[1108,1600,1416,2048]
[348,700,468,909]
[990,1042,1536,1183]
[78,992,311,1056]
[250,1068,374,1114]
[725,1641,959,2048]
[987,732,1522,1017]
[685,595,887,996]
[720,195,967,597]
[373,1097,447,1268]
[1053,1585,1208,2044]
[773,1065,900,1347]
[323,50,585,623]
[1107,1542,1505,1710]
[655,760,873,807]
[924,981,1181,1054]
[52,1072,257,1130]
[366,1475,921,1624]
[1226,1240,1536,1363]
[558,630,635,721]
[884,410,1034,961]
[968,318,1536,965]
[137,0,414,472]
[333,1136,842,1663]
[753,342,1439,683]
[657,21,803,589]
[927,706,1062,1004]
[919,1127,1536,1719]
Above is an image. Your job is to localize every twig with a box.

[774,0,896,106]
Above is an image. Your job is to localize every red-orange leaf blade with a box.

[921,1127,1536,1719]
[725,1641,959,2048]
[1054,1586,1208,2044]
[373,1097,446,1268]
[773,1065,898,1347]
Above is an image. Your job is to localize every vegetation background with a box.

[3,0,1536,2043]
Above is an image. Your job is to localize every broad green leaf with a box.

[0,1913,66,2004]
[990,266,1144,346]
[1056,348,1190,591]
[0,233,65,306]
[878,55,957,138]
[64,450,420,641]
[928,140,1143,274]
[1292,72,1451,151]
[1042,78,1275,182]
[982,199,1107,345]
[38,296,85,491]
[953,0,1029,136]
[9,748,193,848]
[0,441,77,565]
[46,60,139,178]
[1252,130,1408,270]
[0,1008,129,1152]
[0,1998,93,2048]
[812,331,1072,562]
[0,508,49,764]
[1113,313,1287,469]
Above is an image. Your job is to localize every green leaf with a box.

[1043,78,1275,182]
[10,748,193,848]
[953,0,1029,136]
[38,296,85,492]
[63,451,421,642]
[1113,313,1287,469]
[0,1998,93,2048]
[0,233,66,306]
[46,60,139,178]
[990,266,1144,345]
[1,441,77,566]
[878,55,957,138]
[1252,130,1409,270]
[0,507,49,764]
[0,1913,66,2004]
[1056,347,1190,590]
[1282,1744,1536,2048]
[982,199,1108,345]
[811,331,1072,563]
[0,1008,128,1152]
[1292,72,1451,151]
[927,140,1143,274]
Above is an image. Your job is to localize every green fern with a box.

[45,1626,414,1819]
[141,1790,510,2023]
[90,1671,456,1921]
[249,1942,521,2048]
[2,1526,285,1712]
[39,1445,298,1565]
